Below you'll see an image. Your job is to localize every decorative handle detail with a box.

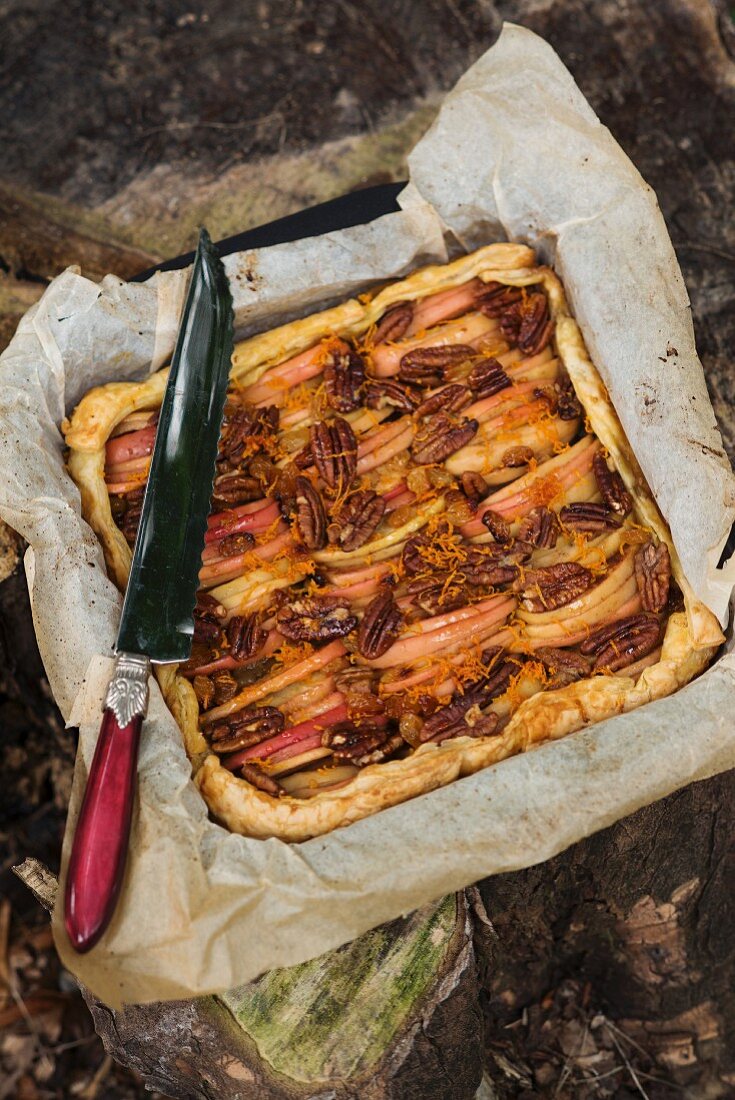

[64,653,150,953]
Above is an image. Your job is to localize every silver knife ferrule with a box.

[104,653,151,727]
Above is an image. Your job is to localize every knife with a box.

[64,228,234,953]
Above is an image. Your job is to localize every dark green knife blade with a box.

[116,228,234,662]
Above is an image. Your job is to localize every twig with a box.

[0,898,11,1008]
[79,1053,113,1100]
[605,1023,651,1100]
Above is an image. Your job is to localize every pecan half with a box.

[373,301,414,344]
[120,486,145,545]
[219,404,279,464]
[592,453,633,516]
[556,375,582,421]
[212,472,263,509]
[331,489,386,551]
[411,413,478,464]
[500,293,553,356]
[404,576,468,615]
[226,613,267,660]
[518,561,594,612]
[210,706,285,753]
[295,475,328,549]
[580,613,661,672]
[193,593,226,643]
[475,281,524,317]
[463,544,530,588]
[357,590,402,658]
[460,471,488,508]
[559,502,621,534]
[364,379,420,412]
[502,446,534,468]
[324,347,365,413]
[323,722,404,766]
[466,357,512,399]
[481,509,512,544]
[517,506,560,549]
[634,541,671,612]
[217,531,256,558]
[277,596,357,642]
[240,763,283,797]
[535,646,592,686]
[420,660,515,742]
[310,417,358,492]
[415,384,472,419]
[399,344,475,386]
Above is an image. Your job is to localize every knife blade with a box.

[64,228,234,953]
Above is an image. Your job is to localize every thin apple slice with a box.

[370,312,498,377]
[404,279,484,334]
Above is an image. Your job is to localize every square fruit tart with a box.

[64,243,723,841]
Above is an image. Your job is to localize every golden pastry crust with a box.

[65,244,723,841]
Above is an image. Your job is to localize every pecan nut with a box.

[460,471,488,508]
[277,596,357,642]
[415,384,472,419]
[462,544,529,588]
[517,506,560,549]
[404,576,468,615]
[324,346,365,413]
[518,561,594,612]
[634,541,671,613]
[555,375,582,421]
[219,404,279,464]
[535,646,592,686]
[323,722,404,766]
[227,613,267,660]
[240,762,283,797]
[193,593,226,643]
[399,344,475,386]
[481,508,512,545]
[580,613,661,672]
[593,453,633,516]
[212,472,263,508]
[466,357,512,399]
[559,502,622,534]
[364,379,420,412]
[331,489,386,551]
[120,485,145,545]
[411,413,478,464]
[210,706,285,753]
[310,417,358,492]
[475,281,524,317]
[373,301,414,344]
[420,659,516,742]
[500,293,553,356]
[295,475,328,549]
[357,590,402,659]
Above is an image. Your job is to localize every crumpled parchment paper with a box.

[1,24,734,1007]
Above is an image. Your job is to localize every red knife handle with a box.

[64,653,149,953]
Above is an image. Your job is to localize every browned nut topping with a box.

[210,706,285,753]
[411,413,478,464]
[276,596,357,642]
[474,281,524,317]
[535,647,592,686]
[593,453,633,516]
[219,404,279,464]
[517,561,594,612]
[212,472,263,508]
[323,723,404,767]
[399,344,475,386]
[364,379,420,412]
[501,445,535,468]
[357,590,403,659]
[580,613,661,672]
[193,592,227,643]
[415,384,472,419]
[481,508,512,544]
[120,485,145,545]
[240,762,284,797]
[324,346,365,412]
[217,531,256,557]
[460,471,488,508]
[372,301,414,344]
[466,357,512,399]
[555,375,582,421]
[559,502,622,533]
[404,577,468,615]
[212,670,239,705]
[462,543,529,588]
[226,613,268,660]
[295,475,328,549]
[420,660,515,742]
[517,506,560,549]
[330,489,386,551]
[310,417,358,491]
[192,674,215,710]
[500,293,553,356]
[634,541,671,612]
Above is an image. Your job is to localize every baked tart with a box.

[64,243,723,841]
